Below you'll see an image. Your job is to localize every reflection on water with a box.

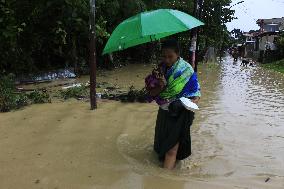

[215,56,284,179]
[116,56,284,182]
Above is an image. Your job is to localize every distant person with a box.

[232,48,239,62]
[145,39,201,169]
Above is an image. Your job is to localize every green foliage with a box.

[1,0,235,74]
[198,0,235,51]
[28,90,51,104]
[275,33,284,58]
[59,86,89,100]
[14,93,29,108]
[127,86,147,103]
[1,0,102,73]
[0,74,29,112]
[0,74,17,112]
[0,74,51,112]
[230,28,245,43]
[276,33,284,47]
[262,59,284,74]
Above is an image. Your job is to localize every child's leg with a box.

[163,143,179,169]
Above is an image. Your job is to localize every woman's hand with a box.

[157,75,167,89]
[191,97,200,104]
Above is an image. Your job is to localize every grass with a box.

[59,86,89,100]
[262,59,284,74]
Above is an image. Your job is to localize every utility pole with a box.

[219,3,223,63]
[89,0,97,110]
[189,0,203,72]
[196,0,204,71]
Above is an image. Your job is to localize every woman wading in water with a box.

[145,39,201,169]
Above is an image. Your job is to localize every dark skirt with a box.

[154,107,195,161]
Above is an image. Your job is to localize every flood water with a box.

[112,57,284,188]
[0,56,284,189]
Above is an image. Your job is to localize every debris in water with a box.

[96,93,102,99]
[265,177,270,182]
[34,179,40,184]
[62,83,82,90]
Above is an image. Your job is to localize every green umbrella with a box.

[102,9,204,55]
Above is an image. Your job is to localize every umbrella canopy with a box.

[103,9,204,55]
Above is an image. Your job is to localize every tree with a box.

[198,0,234,48]
[230,28,246,44]
[0,0,236,74]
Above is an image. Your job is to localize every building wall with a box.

[263,25,280,32]
[259,35,277,51]
[245,43,255,58]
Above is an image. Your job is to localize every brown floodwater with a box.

[0,56,284,189]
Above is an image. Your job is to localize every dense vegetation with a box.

[262,31,284,73]
[0,74,50,112]
[275,32,284,59]
[0,0,235,75]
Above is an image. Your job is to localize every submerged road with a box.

[0,56,284,189]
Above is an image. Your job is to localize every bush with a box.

[0,74,29,112]
[126,86,147,103]
[275,33,284,59]
[262,59,284,74]
[28,90,51,104]
[14,93,29,108]
[0,74,16,112]
[0,74,51,112]
[59,86,89,100]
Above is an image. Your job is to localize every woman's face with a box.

[162,48,179,67]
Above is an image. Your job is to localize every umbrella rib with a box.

[138,12,143,37]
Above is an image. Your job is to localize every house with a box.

[243,32,256,58]
[256,18,284,32]
[254,17,284,61]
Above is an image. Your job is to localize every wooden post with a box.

[219,3,222,63]
[189,0,203,72]
[196,0,204,71]
[189,0,198,70]
[89,0,97,109]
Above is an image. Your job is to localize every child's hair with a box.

[161,39,180,54]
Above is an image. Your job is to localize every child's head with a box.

[161,39,180,67]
